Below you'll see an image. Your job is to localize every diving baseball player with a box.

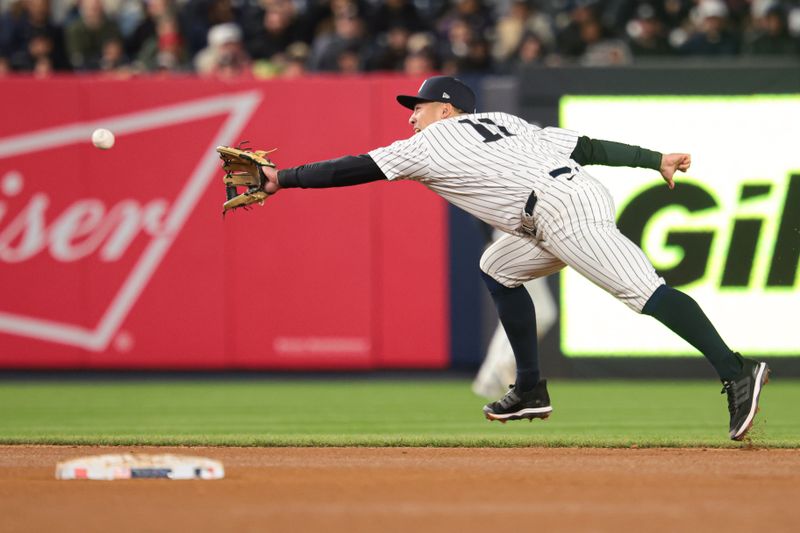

[255,76,769,441]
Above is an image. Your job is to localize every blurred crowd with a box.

[1,0,799,78]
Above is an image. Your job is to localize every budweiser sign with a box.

[0,91,261,352]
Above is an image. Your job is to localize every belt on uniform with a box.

[525,166,571,216]
[549,166,571,178]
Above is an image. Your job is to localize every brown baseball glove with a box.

[216,144,277,215]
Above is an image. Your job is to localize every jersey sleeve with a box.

[539,127,581,158]
[570,136,662,170]
[368,134,431,181]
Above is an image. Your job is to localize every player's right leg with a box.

[479,233,564,421]
[472,277,558,399]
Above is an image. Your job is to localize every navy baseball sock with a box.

[642,285,742,380]
[481,272,540,392]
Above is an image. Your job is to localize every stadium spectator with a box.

[744,3,800,55]
[179,0,239,58]
[0,1,15,71]
[501,30,548,72]
[403,29,439,73]
[279,40,309,77]
[334,40,361,72]
[194,20,250,76]
[367,0,427,36]
[124,0,174,59]
[308,4,367,71]
[554,1,602,58]
[436,0,494,43]
[302,0,370,44]
[364,22,410,71]
[578,14,632,65]
[660,0,694,31]
[133,12,187,71]
[492,0,554,63]
[244,0,304,61]
[2,0,800,77]
[678,0,740,56]
[64,0,123,70]
[626,3,674,58]
[450,35,493,73]
[438,15,474,71]
[0,0,68,74]
[403,47,437,75]
[113,0,147,39]
[99,33,126,70]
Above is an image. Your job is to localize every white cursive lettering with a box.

[0,176,170,263]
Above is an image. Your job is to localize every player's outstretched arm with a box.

[266,154,387,192]
[659,153,691,190]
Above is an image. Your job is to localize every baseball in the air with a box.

[91,128,115,150]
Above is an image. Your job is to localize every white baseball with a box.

[91,128,115,150]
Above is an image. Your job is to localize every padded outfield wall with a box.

[1,67,798,376]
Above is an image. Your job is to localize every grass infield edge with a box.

[1,435,797,449]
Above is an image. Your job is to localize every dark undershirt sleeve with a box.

[570,136,662,170]
[277,154,387,188]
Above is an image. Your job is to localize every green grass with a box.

[0,379,798,448]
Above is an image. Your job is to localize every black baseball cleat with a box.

[721,355,770,441]
[483,379,552,422]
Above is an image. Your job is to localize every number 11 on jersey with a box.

[459,118,516,143]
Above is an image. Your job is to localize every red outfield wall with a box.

[0,76,448,369]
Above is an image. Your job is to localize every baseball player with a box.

[258,76,769,441]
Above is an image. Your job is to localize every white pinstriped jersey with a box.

[369,112,581,235]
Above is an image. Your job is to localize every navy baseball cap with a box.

[397,76,476,113]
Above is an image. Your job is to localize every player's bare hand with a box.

[659,153,691,190]
[262,166,281,194]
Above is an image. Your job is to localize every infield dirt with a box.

[1,446,798,532]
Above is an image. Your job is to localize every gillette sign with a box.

[560,95,800,357]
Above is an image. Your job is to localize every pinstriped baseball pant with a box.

[479,171,665,313]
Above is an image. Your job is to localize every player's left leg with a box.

[641,286,740,379]
[547,221,769,439]
[539,179,769,439]
[642,285,770,440]
[547,221,742,379]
